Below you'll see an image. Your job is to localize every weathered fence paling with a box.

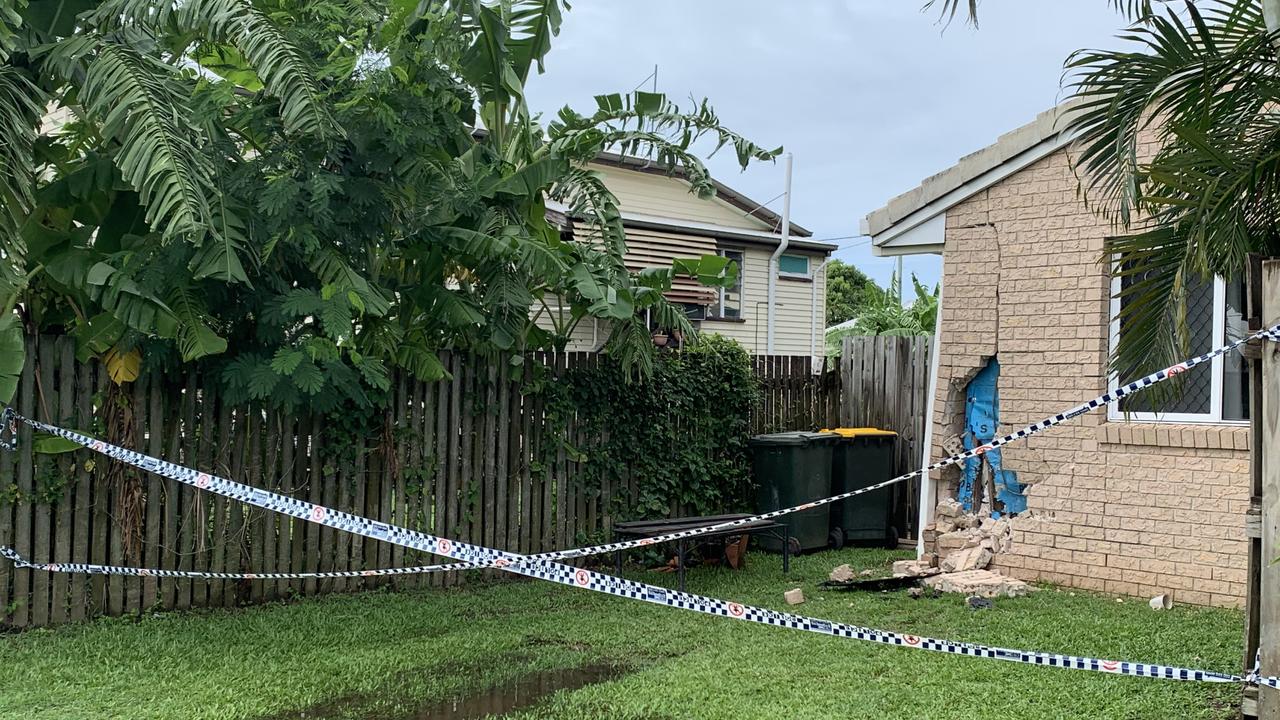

[750,338,931,540]
[0,338,598,627]
[1,335,928,628]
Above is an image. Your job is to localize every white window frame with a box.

[713,247,745,319]
[1107,273,1246,425]
[777,253,811,279]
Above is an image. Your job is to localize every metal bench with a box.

[611,513,790,592]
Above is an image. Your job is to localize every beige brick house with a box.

[863,107,1251,607]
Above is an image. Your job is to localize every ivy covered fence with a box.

[0,334,808,628]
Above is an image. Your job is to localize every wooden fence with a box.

[0,335,930,629]
[749,355,840,435]
[0,337,622,628]
[837,336,933,539]
[748,338,933,539]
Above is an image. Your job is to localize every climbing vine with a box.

[534,334,758,521]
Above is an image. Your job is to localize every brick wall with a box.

[930,146,1251,608]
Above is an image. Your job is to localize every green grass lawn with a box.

[0,548,1246,720]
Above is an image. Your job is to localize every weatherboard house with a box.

[864,106,1251,607]
[543,154,836,357]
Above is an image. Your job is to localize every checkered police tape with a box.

[0,546,455,580]
[2,408,1278,690]
[5,323,1275,583]
[463,322,1280,568]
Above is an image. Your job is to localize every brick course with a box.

[930,146,1251,608]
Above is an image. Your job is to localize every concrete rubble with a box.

[910,499,1029,598]
[784,588,805,605]
[892,560,940,578]
[828,564,856,583]
[924,569,1031,598]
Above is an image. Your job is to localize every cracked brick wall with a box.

[929,145,1251,608]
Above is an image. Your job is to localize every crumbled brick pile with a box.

[921,499,1013,572]
[905,499,1032,598]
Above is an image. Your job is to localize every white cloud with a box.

[527,1,1128,288]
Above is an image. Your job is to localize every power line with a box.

[809,235,872,246]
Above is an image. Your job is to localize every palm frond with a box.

[1066,0,1270,225]
[1064,0,1278,380]
[0,66,41,304]
[168,283,228,360]
[922,0,1171,27]
[190,193,254,284]
[40,36,215,243]
[93,0,338,137]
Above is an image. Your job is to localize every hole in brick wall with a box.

[953,356,1026,518]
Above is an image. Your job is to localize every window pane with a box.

[1118,275,1213,415]
[719,250,743,318]
[778,254,809,275]
[1223,276,1250,421]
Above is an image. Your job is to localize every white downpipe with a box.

[896,255,905,304]
[916,276,944,558]
[766,153,793,354]
[810,258,830,366]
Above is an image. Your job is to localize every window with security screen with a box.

[1110,270,1249,423]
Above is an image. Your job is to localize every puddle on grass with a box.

[406,664,625,719]
[280,663,627,720]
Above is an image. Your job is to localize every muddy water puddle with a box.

[282,663,627,719]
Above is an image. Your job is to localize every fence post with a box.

[1258,259,1280,719]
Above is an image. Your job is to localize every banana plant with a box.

[417,0,777,373]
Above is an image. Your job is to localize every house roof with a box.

[860,103,1079,256]
[591,152,814,238]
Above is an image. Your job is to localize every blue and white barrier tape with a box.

[0,546,454,580]
[512,323,1280,565]
[3,407,1277,689]
[8,325,1278,581]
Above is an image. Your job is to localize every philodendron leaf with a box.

[0,311,22,405]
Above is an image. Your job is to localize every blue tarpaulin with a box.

[958,358,1027,516]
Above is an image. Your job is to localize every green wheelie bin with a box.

[823,428,899,548]
[750,431,838,553]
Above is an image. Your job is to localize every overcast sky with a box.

[527,1,1131,291]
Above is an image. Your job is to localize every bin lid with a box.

[820,427,898,438]
[749,431,839,446]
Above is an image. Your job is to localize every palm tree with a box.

[924,0,1280,381]
[0,0,335,402]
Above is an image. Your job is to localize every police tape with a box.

[0,546,455,580]
[4,323,1276,583]
[2,409,1277,690]
[509,323,1280,567]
